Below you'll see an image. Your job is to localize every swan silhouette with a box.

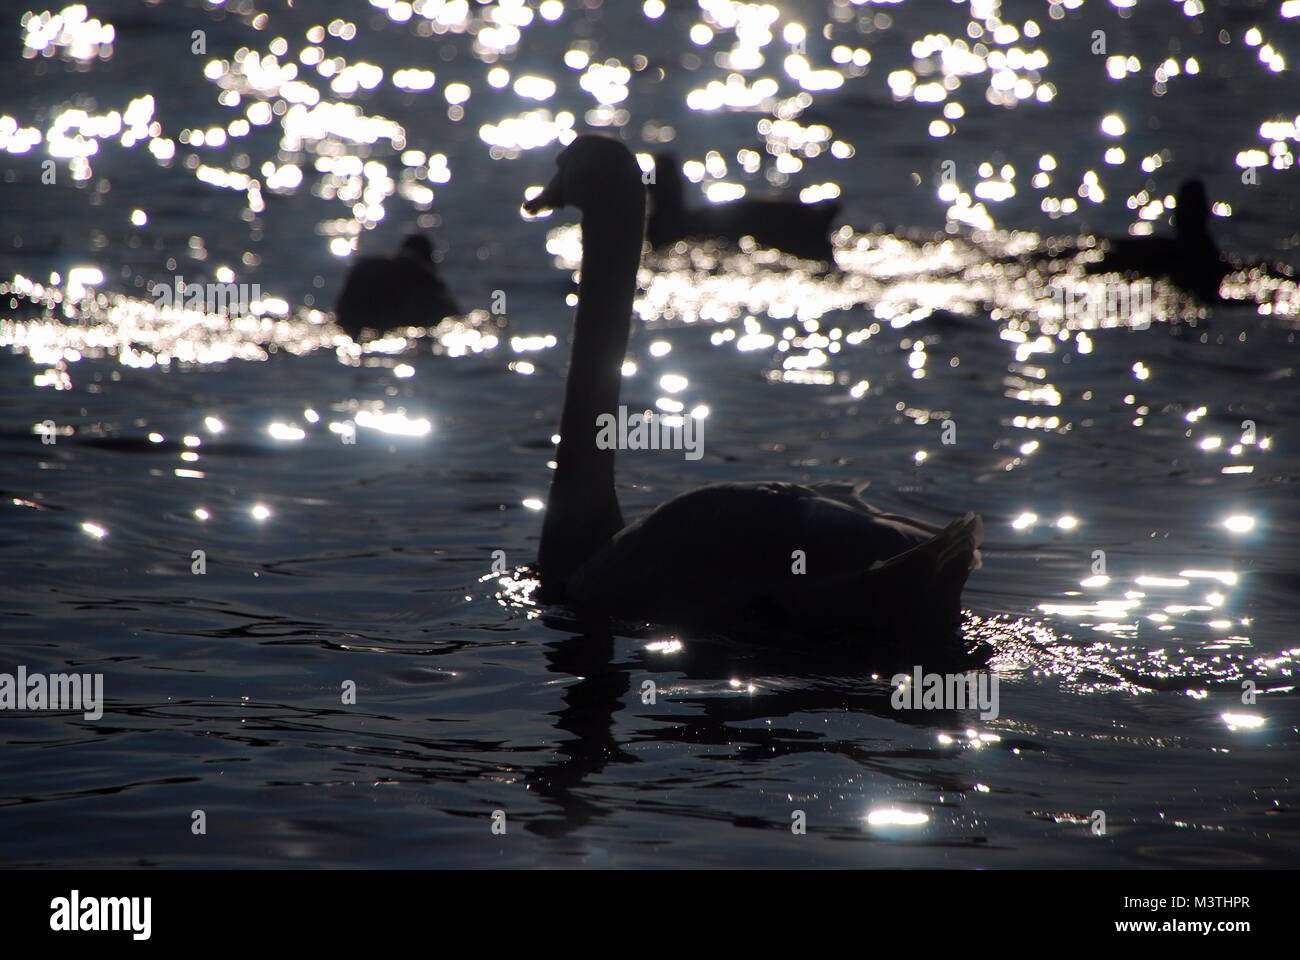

[522,136,983,655]
[1084,179,1225,301]
[647,153,840,264]
[334,233,459,341]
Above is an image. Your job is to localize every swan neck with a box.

[1176,217,1211,245]
[540,194,645,594]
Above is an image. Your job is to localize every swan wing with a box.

[565,482,978,641]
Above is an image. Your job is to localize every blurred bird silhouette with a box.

[647,152,840,265]
[1084,179,1226,302]
[334,233,459,341]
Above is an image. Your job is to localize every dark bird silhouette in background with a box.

[647,153,840,265]
[1084,179,1226,301]
[334,234,459,341]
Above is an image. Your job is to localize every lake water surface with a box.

[2,0,1299,867]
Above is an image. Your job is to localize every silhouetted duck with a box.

[522,135,982,657]
[1084,179,1226,301]
[334,234,459,341]
[647,153,840,264]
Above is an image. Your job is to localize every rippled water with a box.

[2,0,1299,867]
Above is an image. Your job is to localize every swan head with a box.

[1175,179,1210,241]
[522,134,644,218]
[398,233,434,261]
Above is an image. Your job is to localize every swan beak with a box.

[522,175,564,218]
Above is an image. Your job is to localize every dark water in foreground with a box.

[2,0,1299,867]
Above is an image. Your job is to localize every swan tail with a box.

[837,512,983,666]
[756,512,983,655]
[813,201,841,242]
[831,514,981,640]
[928,511,983,618]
